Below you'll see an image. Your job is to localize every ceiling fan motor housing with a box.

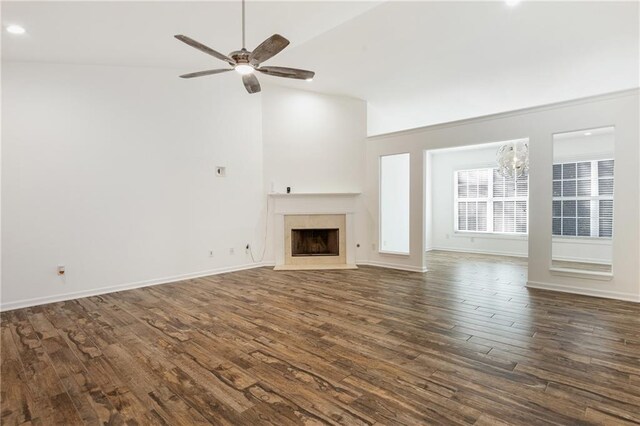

[230,48,251,65]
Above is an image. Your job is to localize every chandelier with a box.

[496,141,529,178]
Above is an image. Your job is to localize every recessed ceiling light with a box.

[584,132,592,136]
[505,0,521,7]
[6,25,26,35]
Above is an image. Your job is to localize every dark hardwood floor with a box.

[2,251,640,425]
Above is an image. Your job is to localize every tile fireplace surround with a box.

[269,193,359,271]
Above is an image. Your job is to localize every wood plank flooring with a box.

[2,251,640,425]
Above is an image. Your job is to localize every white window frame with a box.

[454,167,529,235]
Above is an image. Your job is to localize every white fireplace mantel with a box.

[268,192,361,197]
[269,192,360,270]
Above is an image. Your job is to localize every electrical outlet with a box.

[209,250,214,257]
[371,243,376,251]
[229,248,235,255]
[245,244,250,254]
[57,265,65,276]
[215,166,226,177]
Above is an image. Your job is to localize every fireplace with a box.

[277,213,353,269]
[292,229,339,257]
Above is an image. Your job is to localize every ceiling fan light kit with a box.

[234,64,254,75]
[175,0,315,94]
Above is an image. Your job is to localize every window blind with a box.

[552,159,613,238]
[456,169,489,232]
[455,168,528,235]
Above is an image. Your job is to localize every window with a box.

[380,153,410,254]
[455,168,528,234]
[552,159,614,238]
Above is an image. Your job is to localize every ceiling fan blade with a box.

[242,74,261,94]
[249,34,290,65]
[257,66,315,81]
[174,35,235,65]
[179,69,232,79]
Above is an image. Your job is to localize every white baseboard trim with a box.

[429,246,528,258]
[526,280,640,303]
[551,256,610,265]
[358,261,427,273]
[0,262,273,312]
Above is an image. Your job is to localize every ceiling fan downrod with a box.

[241,0,246,50]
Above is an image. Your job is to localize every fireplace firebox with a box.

[291,228,339,257]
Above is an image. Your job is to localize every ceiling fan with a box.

[174,0,315,94]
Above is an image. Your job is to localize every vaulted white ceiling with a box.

[274,1,639,134]
[1,1,381,68]
[3,1,638,135]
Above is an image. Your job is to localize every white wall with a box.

[365,90,639,301]
[262,85,366,194]
[1,65,369,310]
[261,85,369,264]
[424,151,433,251]
[1,62,264,309]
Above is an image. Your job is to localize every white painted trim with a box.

[274,209,357,215]
[429,248,609,265]
[0,262,272,312]
[268,192,361,197]
[430,248,610,265]
[378,250,410,256]
[453,232,528,241]
[368,88,639,139]
[358,261,427,273]
[429,246,528,258]
[551,255,611,264]
[548,268,613,281]
[554,152,614,163]
[526,280,639,303]
[552,237,611,246]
